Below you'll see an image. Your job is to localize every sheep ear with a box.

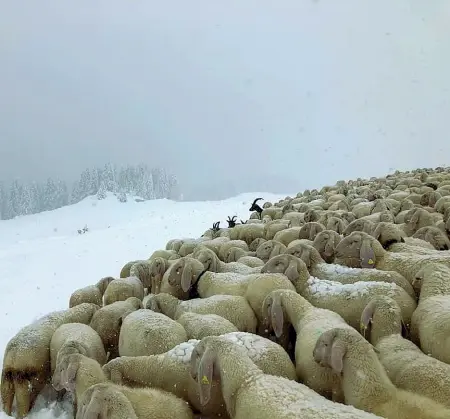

[270,298,284,338]
[359,238,376,268]
[63,357,79,392]
[324,239,334,258]
[360,301,375,338]
[409,211,420,230]
[284,259,299,284]
[181,262,193,292]
[197,348,215,406]
[330,340,346,375]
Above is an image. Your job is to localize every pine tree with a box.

[97,181,107,200]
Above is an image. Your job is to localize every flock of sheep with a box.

[2,166,450,419]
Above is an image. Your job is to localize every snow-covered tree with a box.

[97,181,107,200]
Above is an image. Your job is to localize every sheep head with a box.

[52,353,83,392]
[371,222,405,249]
[96,276,115,295]
[255,240,286,262]
[334,231,384,269]
[190,336,225,407]
[285,242,323,270]
[313,328,348,375]
[360,296,406,344]
[412,226,450,250]
[312,230,341,263]
[167,257,207,293]
[249,237,267,251]
[261,254,310,287]
[403,208,432,236]
[148,257,168,294]
[299,221,325,241]
[194,247,220,272]
[343,219,375,236]
[225,246,247,263]
[261,290,286,338]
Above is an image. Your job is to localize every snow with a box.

[0,191,287,418]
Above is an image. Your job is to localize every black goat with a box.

[249,197,264,218]
[212,221,221,232]
[226,216,237,228]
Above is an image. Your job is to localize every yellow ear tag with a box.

[368,259,374,265]
[201,375,210,385]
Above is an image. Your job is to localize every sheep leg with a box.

[0,370,14,416]
[15,379,32,419]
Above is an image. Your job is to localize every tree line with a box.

[0,163,179,220]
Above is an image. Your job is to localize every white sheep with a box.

[261,289,353,402]
[193,246,261,274]
[145,292,258,333]
[334,230,450,283]
[410,263,450,363]
[176,312,239,339]
[361,296,450,408]
[69,276,114,308]
[50,323,107,373]
[118,309,187,357]
[103,276,145,305]
[262,253,417,330]
[76,381,194,419]
[189,335,382,418]
[312,229,342,263]
[286,242,416,299]
[1,303,99,418]
[313,327,450,418]
[89,297,142,360]
[52,352,107,414]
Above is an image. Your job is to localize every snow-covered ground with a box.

[0,191,288,418]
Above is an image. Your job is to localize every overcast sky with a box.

[1,0,449,199]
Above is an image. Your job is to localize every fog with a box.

[1,0,450,200]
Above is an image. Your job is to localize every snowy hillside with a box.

[0,191,288,418]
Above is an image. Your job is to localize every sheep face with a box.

[256,240,285,262]
[261,291,284,338]
[413,226,450,250]
[261,254,309,286]
[167,257,206,293]
[52,354,79,392]
[313,230,341,263]
[334,232,382,269]
[299,222,324,241]
[285,242,321,270]
[149,257,167,294]
[343,219,375,237]
[371,222,405,249]
[312,329,347,375]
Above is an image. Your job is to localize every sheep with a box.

[89,297,142,360]
[103,276,145,305]
[262,253,416,330]
[402,207,442,236]
[263,219,291,240]
[189,335,383,419]
[261,289,353,402]
[334,230,450,282]
[254,239,286,261]
[312,229,342,263]
[343,218,375,236]
[286,242,416,299]
[146,256,177,294]
[360,296,450,408]
[159,256,207,299]
[69,276,114,308]
[50,323,107,374]
[325,216,348,234]
[248,237,266,251]
[412,225,450,250]
[272,226,303,246]
[119,260,146,278]
[193,246,260,275]
[217,239,249,261]
[118,309,187,357]
[371,221,436,253]
[148,248,180,260]
[237,255,264,268]
[77,381,194,419]
[176,312,239,339]
[1,303,99,418]
[145,292,258,333]
[52,352,107,414]
[103,339,228,418]
[410,263,450,363]
[228,223,266,244]
[313,327,450,418]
